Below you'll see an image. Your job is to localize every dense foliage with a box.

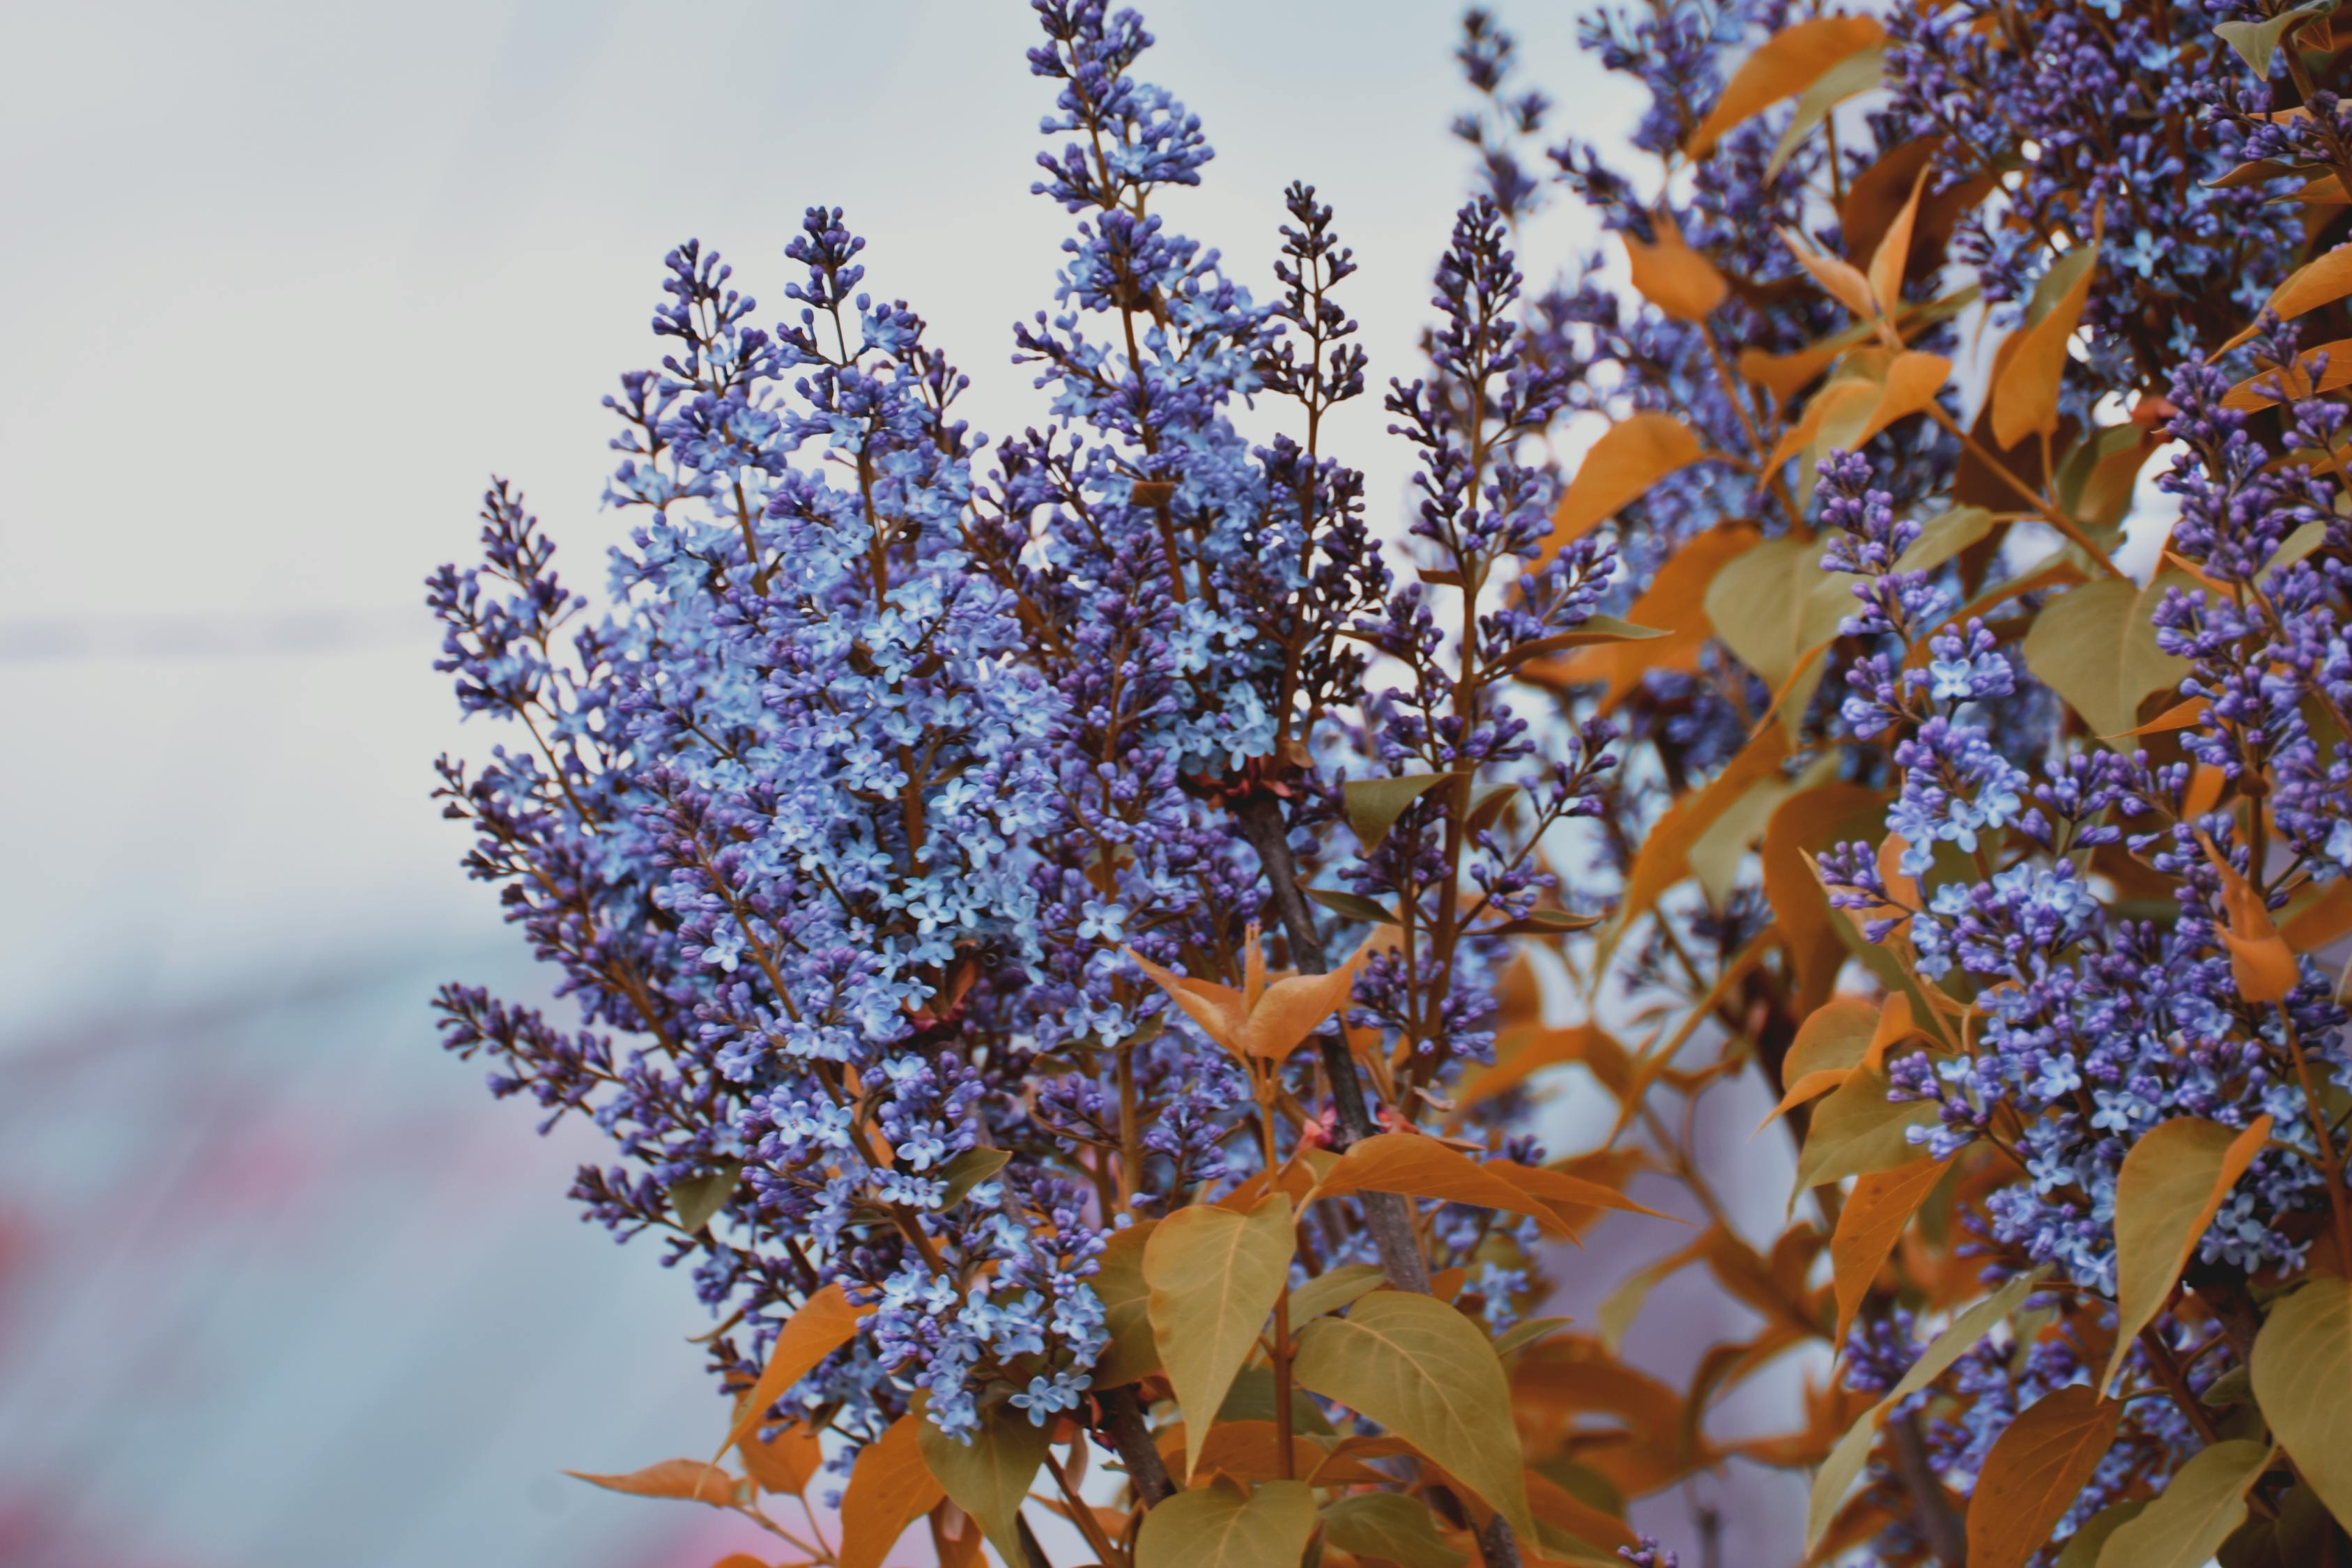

[428,1,2352,1564]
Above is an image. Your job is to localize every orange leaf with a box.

[1242,937,1376,1060]
[2198,832,2298,1004]
[2222,337,2352,409]
[1762,352,1949,473]
[1868,168,1930,318]
[1311,1132,1663,1229]
[1686,15,1886,159]
[838,1414,947,1568]
[719,1282,872,1459]
[1992,247,2099,449]
[710,1557,769,1568]
[565,1458,737,1506]
[1778,227,1878,319]
[1125,948,1247,1054]
[2222,243,2352,351]
[2103,695,2209,740]
[1964,1385,2123,1568]
[1760,785,1886,1015]
[1831,1158,1951,1347]
[738,1422,826,1496]
[1625,214,1728,321]
[1547,413,1706,548]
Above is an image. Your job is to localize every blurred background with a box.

[0,3,1810,1564]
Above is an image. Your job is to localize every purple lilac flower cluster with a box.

[428,0,1617,1450]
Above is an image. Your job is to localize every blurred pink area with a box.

[0,959,801,1568]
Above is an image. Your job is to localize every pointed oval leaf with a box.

[916,1400,1051,1568]
[1624,217,1728,322]
[1289,1262,1388,1324]
[1831,1157,1952,1346]
[1146,1193,1297,1475]
[1967,1385,2124,1568]
[1547,412,1706,547]
[2095,1440,2273,1568]
[1291,1291,1536,1541]
[720,1282,872,1458]
[839,1414,946,1568]
[1686,15,1886,158]
[738,1421,825,1496]
[2102,1115,2272,1394]
[1344,774,1454,853]
[1322,1492,1470,1568]
[565,1458,737,1506]
[934,1146,1011,1210]
[1992,246,2098,448]
[1089,1219,1162,1388]
[2250,1273,2352,1530]
[1137,1476,1316,1568]
[668,1158,744,1234]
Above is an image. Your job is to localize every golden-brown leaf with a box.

[1624,215,1728,321]
[1146,1193,1298,1475]
[1546,413,1707,548]
[737,1422,825,1496]
[1831,1158,1952,1347]
[2222,244,2352,351]
[839,1415,946,1568]
[1992,246,2098,449]
[1685,15,1886,158]
[719,1282,871,1459]
[2100,1115,2273,1394]
[565,1458,737,1506]
[1966,1385,2122,1568]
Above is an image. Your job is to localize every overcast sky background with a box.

[0,6,1806,1567]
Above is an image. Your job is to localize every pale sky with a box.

[0,0,1638,1032]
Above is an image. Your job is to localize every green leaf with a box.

[1792,1067,1939,1194]
[2264,518,2328,578]
[1344,774,1454,852]
[666,1158,743,1234]
[1892,505,1997,575]
[1089,1220,1161,1388]
[2102,1116,2271,1394]
[2020,574,2194,741]
[1321,1493,1470,1568]
[1808,1270,2042,1548]
[1136,1475,1317,1568]
[1145,1193,1296,1475]
[1287,1263,1388,1324]
[915,1398,1051,1568]
[1306,886,1401,925]
[2252,1273,2352,1530]
[932,1146,1010,1210]
[2055,1500,2145,1568]
[2095,1440,2273,1568]
[2217,0,2338,77]
[1292,1291,1536,1541]
[1767,40,1886,178]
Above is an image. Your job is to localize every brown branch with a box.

[1094,1385,1174,1507]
